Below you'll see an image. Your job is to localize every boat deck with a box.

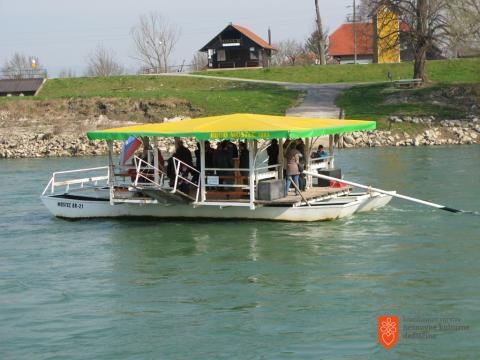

[255,186,351,205]
[115,184,352,207]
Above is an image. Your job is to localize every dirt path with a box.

[284,83,352,118]
[156,73,353,119]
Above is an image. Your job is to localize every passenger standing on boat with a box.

[295,140,307,191]
[239,142,249,178]
[166,140,192,188]
[154,148,165,173]
[267,139,279,171]
[175,140,193,169]
[214,141,234,190]
[226,140,239,159]
[296,138,305,158]
[193,142,201,184]
[166,156,175,187]
[202,141,214,175]
[285,145,302,195]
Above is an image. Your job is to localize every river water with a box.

[1,146,479,359]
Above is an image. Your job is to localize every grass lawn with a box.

[336,82,478,130]
[197,58,480,84]
[7,75,300,117]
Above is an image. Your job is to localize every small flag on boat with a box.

[119,136,142,165]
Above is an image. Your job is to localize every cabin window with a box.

[217,49,226,62]
[249,49,258,60]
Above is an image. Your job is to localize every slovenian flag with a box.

[119,136,142,165]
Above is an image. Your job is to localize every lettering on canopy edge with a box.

[209,131,271,139]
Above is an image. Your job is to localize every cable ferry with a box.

[41,113,393,221]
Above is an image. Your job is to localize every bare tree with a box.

[131,12,181,73]
[368,0,450,81]
[191,52,208,71]
[314,0,327,64]
[85,45,124,77]
[58,68,76,78]
[447,0,480,54]
[358,0,376,20]
[271,40,304,66]
[1,53,38,78]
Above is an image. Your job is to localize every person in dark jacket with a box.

[214,142,233,176]
[239,142,249,177]
[214,142,233,190]
[204,141,214,172]
[226,140,239,159]
[166,156,175,187]
[266,139,279,170]
[295,138,305,158]
[175,140,193,168]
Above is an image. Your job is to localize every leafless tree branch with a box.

[131,12,181,73]
[85,45,124,77]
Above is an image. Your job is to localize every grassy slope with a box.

[336,82,478,130]
[198,58,480,84]
[10,75,300,116]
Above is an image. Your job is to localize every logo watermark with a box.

[378,315,470,349]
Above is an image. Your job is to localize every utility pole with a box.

[353,0,357,64]
[314,0,326,65]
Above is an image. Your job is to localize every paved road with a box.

[155,73,353,119]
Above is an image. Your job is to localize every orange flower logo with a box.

[378,316,399,350]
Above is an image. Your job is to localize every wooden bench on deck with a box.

[205,174,249,200]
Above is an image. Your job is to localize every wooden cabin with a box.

[200,23,276,69]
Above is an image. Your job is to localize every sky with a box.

[0,0,353,76]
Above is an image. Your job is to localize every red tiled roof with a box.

[329,23,374,56]
[232,24,276,50]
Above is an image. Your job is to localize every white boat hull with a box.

[349,192,394,212]
[41,192,392,222]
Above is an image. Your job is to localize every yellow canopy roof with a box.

[87,113,375,141]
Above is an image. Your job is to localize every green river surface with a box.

[1,146,479,359]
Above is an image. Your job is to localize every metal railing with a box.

[42,166,110,195]
[0,68,47,79]
[140,62,205,74]
[253,164,280,181]
[308,156,334,171]
[172,157,200,201]
[133,156,167,189]
[131,156,201,202]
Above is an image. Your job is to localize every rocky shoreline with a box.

[0,116,479,159]
[339,116,479,148]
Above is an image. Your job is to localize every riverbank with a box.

[1,74,479,159]
[339,117,479,148]
[0,115,478,159]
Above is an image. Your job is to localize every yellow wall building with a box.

[376,6,401,63]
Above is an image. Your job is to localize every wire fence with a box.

[140,63,207,75]
[0,68,48,80]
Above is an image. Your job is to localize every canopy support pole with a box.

[305,137,312,189]
[107,140,114,186]
[328,135,334,169]
[199,141,206,202]
[152,137,159,184]
[248,140,255,210]
[278,139,284,180]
